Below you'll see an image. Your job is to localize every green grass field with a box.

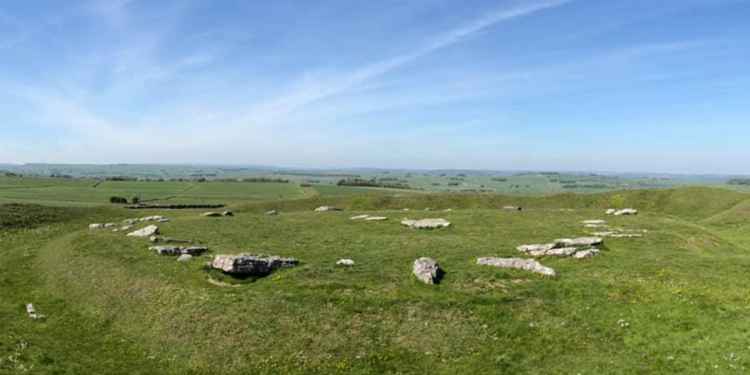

[3,180,750,373]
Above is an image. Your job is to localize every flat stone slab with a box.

[365,216,388,221]
[573,249,600,259]
[607,208,639,216]
[211,254,298,276]
[518,237,604,258]
[554,237,603,248]
[401,218,451,229]
[477,257,556,277]
[127,225,159,238]
[413,257,441,284]
[314,206,342,212]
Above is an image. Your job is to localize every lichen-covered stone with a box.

[401,218,451,229]
[476,257,556,277]
[211,254,298,276]
[127,225,159,238]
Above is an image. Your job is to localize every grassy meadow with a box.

[2,177,750,373]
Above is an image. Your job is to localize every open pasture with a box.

[3,185,750,373]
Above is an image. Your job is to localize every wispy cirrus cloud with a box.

[241,0,573,125]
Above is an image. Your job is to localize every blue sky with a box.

[1,0,748,173]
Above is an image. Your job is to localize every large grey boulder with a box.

[477,257,556,277]
[211,254,298,276]
[401,218,451,229]
[412,257,441,284]
[127,225,159,238]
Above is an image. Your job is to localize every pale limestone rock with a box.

[127,225,159,238]
[413,257,441,284]
[476,257,556,277]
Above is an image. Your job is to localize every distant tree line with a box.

[110,196,140,204]
[337,178,412,190]
[214,177,290,183]
[728,178,750,186]
[562,184,609,189]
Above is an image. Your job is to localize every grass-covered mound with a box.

[3,187,750,373]
[0,204,91,229]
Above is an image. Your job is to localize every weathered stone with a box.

[350,214,370,220]
[614,208,638,216]
[202,212,222,217]
[211,254,298,276]
[177,254,193,262]
[503,206,523,211]
[89,223,104,230]
[573,249,600,259]
[401,218,451,229]
[222,210,234,216]
[265,210,278,216]
[151,245,207,256]
[413,257,441,284]
[609,233,643,238]
[104,223,116,228]
[518,237,604,257]
[516,243,556,255]
[365,216,388,221]
[606,209,617,215]
[140,215,167,222]
[127,225,159,238]
[26,303,44,320]
[554,237,603,248]
[314,206,341,212]
[477,257,556,277]
[336,259,355,266]
[545,247,579,256]
[119,225,133,231]
[123,219,138,225]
